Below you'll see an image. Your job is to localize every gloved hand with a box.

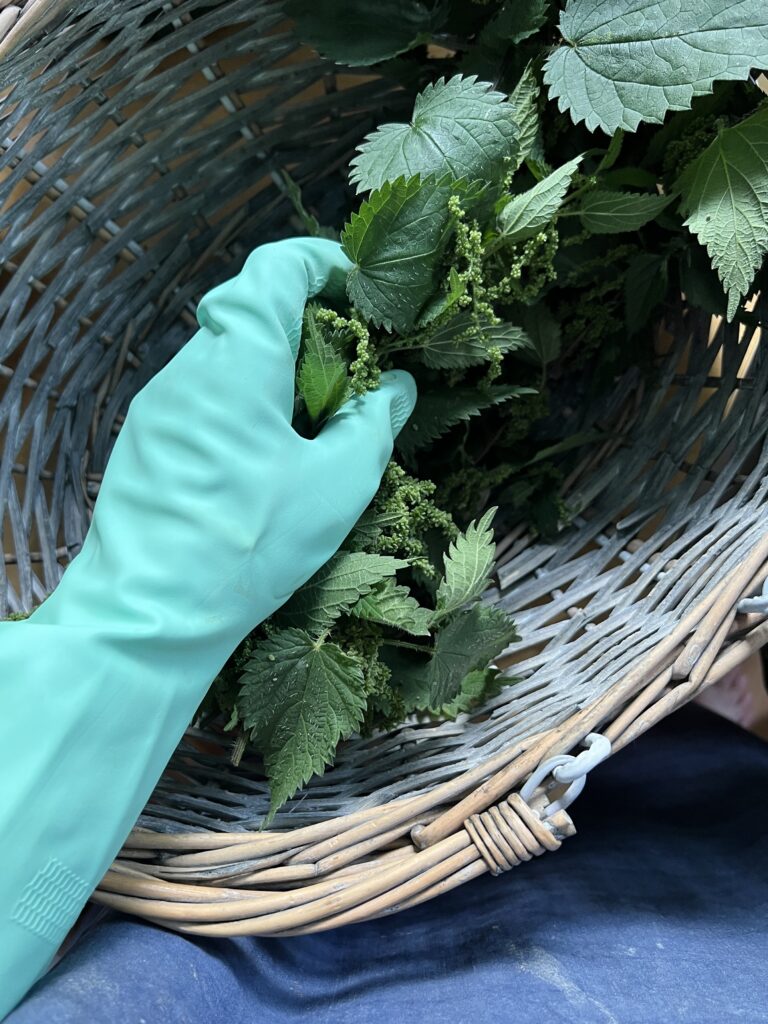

[0,236,417,1019]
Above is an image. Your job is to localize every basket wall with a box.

[2,0,768,934]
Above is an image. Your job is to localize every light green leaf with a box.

[239,630,366,823]
[508,65,540,170]
[286,0,438,66]
[677,104,768,321]
[276,552,406,633]
[419,314,530,369]
[577,190,674,234]
[498,156,582,242]
[342,174,456,333]
[544,0,768,135]
[297,308,350,423]
[434,508,498,620]
[349,75,520,193]
[395,384,536,459]
[349,578,432,636]
[427,604,519,706]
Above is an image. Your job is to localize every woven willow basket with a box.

[2,0,768,939]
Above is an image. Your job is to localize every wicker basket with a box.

[2,0,767,939]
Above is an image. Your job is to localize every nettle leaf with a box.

[239,630,366,823]
[498,156,582,243]
[342,174,457,333]
[439,666,506,720]
[625,252,669,333]
[396,385,536,459]
[434,507,498,621]
[420,313,530,369]
[517,304,561,368]
[276,552,406,633]
[428,604,519,707]
[297,308,349,423]
[577,190,674,234]
[677,104,768,321]
[481,0,548,45]
[349,76,520,194]
[349,578,432,636]
[544,0,768,135]
[286,0,438,66]
[509,65,540,170]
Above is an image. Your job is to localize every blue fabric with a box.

[7,705,768,1024]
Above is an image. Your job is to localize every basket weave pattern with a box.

[2,0,767,935]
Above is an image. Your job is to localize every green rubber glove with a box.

[0,237,417,1019]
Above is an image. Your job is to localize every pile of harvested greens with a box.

[196,0,768,822]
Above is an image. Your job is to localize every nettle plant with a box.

[199,0,768,822]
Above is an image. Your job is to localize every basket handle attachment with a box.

[520,732,612,818]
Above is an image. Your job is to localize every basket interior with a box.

[1,0,766,832]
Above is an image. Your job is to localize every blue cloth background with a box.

[7,705,768,1023]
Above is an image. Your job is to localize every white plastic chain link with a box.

[737,577,768,615]
[520,733,612,819]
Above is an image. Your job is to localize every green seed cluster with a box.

[370,462,457,573]
[486,226,559,305]
[315,306,381,394]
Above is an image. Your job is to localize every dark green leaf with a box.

[428,604,519,706]
[240,630,367,824]
[516,304,561,368]
[297,307,350,423]
[342,174,457,333]
[434,507,498,620]
[286,0,438,66]
[276,551,406,633]
[439,666,507,719]
[419,313,530,369]
[396,385,536,459]
[625,252,669,333]
[481,0,548,45]
[577,190,674,234]
[349,578,432,636]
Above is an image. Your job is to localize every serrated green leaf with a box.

[349,75,520,194]
[239,630,366,823]
[439,666,507,720]
[297,308,350,423]
[428,604,519,706]
[276,552,406,633]
[482,0,548,45]
[286,0,438,65]
[498,156,582,242]
[509,65,540,170]
[516,304,561,368]
[543,0,768,135]
[625,252,669,333]
[349,578,432,636]
[395,385,536,459]
[419,313,530,369]
[677,104,768,321]
[577,190,674,234]
[342,174,458,333]
[434,508,498,621]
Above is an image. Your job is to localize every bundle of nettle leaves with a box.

[194,0,768,822]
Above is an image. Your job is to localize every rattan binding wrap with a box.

[2,0,767,936]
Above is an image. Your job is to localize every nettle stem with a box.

[381,638,435,655]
